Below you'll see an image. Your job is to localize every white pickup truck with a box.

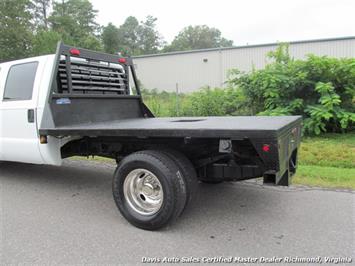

[0,43,302,230]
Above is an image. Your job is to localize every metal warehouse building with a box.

[132,36,355,93]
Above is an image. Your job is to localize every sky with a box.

[90,0,355,46]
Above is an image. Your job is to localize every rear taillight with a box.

[118,58,127,64]
[69,48,80,56]
[262,144,270,152]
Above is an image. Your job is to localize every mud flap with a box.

[263,168,291,186]
[277,170,291,186]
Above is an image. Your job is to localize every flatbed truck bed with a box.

[41,116,301,138]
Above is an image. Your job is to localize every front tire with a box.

[112,150,187,230]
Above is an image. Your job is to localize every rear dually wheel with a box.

[112,150,187,230]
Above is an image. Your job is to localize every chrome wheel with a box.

[123,169,164,215]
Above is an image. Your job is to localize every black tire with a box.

[112,150,187,230]
[160,149,198,210]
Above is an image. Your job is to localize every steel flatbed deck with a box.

[41,116,302,139]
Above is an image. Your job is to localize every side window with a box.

[3,62,38,101]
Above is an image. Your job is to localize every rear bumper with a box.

[197,148,298,186]
[198,163,264,183]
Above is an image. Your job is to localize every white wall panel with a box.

[133,37,355,93]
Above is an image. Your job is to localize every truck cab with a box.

[0,55,64,165]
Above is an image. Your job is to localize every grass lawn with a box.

[293,133,355,189]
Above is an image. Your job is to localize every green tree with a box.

[164,25,233,52]
[48,0,101,50]
[116,16,140,55]
[32,30,62,56]
[137,15,164,55]
[0,0,34,61]
[102,23,120,54]
[113,15,164,56]
[31,0,51,30]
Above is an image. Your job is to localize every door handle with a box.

[27,109,35,123]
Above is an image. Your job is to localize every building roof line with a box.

[133,36,355,59]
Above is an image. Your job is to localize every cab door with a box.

[0,59,44,164]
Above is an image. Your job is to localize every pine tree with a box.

[32,0,51,30]
[0,0,34,61]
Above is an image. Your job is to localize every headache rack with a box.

[58,59,128,95]
[51,43,142,97]
[41,43,152,129]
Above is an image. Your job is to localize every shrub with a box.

[181,87,249,116]
[228,44,355,134]
[142,87,250,117]
[141,88,182,117]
